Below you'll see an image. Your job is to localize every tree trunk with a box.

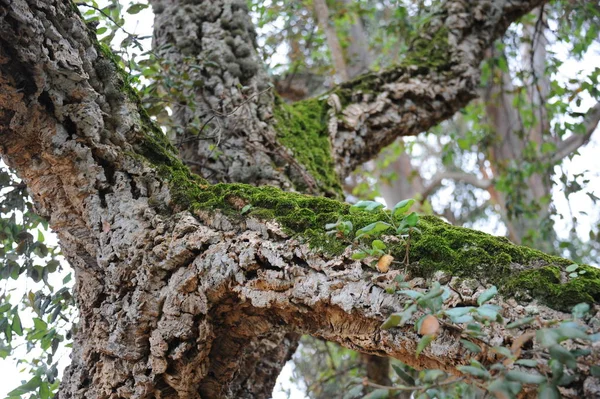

[1,1,598,399]
[482,8,556,251]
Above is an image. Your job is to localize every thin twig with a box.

[363,376,464,392]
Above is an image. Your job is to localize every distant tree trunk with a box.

[483,8,555,251]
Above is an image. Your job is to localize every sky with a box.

[0,1,599,398]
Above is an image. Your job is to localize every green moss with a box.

[330,22,451,108]
[157,166,599,311]
[273,97,343,198]
[406,216,599,311]
[504,265,600,311]
[402,25,450,70]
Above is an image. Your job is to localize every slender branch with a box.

[362,376,464,392]
[421,171,493,200]
[551,101,600,163]
[313,0,348,82]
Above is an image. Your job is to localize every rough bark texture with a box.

[1,1,599,399]
[150,0,333,197]
[149,1,311,393]
[326,0,548,178]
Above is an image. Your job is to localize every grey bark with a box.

[327,0,549,178]
[150,0,323,195]
[149,1,310,394]
[1,1,597,399]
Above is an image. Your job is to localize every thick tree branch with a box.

[552,101,600,163]
[324,0,548,177]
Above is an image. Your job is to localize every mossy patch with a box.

[406,216,599,311]
[273,97,342,197]
[503,265,600,311]
[141,153,599,312]
[165,176,599,311]
[402,24,451,70]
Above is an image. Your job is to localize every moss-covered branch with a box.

[275,0,548,178]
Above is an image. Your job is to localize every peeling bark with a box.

[1,1,598,399]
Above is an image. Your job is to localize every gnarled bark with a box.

[327,0,548,177]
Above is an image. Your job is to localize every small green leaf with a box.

[372,240,386,250]
[457,138,470,150]
[240,204,252,214]
[418,284,444,302]
[11,312,22,336]
[515,359,539,367]
[491,346,512,358]
[568,272,578,278]
[397,290,423,300]
[404,212,419,227]
[392,199,415,217]
[39,382,50,399]
[460,339,481,353]
[477,285,497,305]
[556,325,589,341]
[341,221,353,234]
[7,376,42,396]
[537,329,560,348]
[350,200,384,213]
[506,316,535,329]
[444,307,474,320]
[457,365,490,380]
[33,317,48,331]
[549,344,577,369]
[538,384,560,399]
[355,221,391,238]
[476,304,500,320]
[565,264,579,272]
[342,384,364,399]
[351,251,367,260]
[392,364,415,385]
[416,334,435,358]
[421,369,445,383]
[126,3,149,14]
[506,370,546,385]
[381,314,401,330]
[571,303,590,319]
